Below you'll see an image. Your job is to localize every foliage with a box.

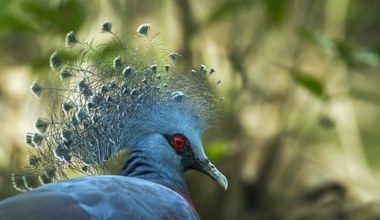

[1,0,380,219]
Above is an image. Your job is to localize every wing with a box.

[0,176,198,220]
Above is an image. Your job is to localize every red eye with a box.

[172,136,186,149]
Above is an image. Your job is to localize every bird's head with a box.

[127,99,228,190]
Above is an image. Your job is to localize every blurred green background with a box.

[0,0,380,219]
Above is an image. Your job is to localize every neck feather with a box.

[120,149,191,201]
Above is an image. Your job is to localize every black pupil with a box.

[176,139,183,146]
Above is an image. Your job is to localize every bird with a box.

[0,21,227,220]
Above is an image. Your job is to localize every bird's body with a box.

[0,22,226,219]
[0,176,198,220]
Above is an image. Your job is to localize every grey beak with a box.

[197,158,228,190]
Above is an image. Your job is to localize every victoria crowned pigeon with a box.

[0,22,227,220]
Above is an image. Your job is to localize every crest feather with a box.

[15,21,219,190]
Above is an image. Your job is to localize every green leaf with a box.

[0,0,13,13]
[351,50,379,67]
[21,0,86,34]
[265,0,287,26]
[0,14,36,32]
[276,64,325,98]
[293,73,324,97]
[334,41,379,68]
[205,140,228,162]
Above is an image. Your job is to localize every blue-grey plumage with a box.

[0,176,199,220]
[3,21,227,219]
